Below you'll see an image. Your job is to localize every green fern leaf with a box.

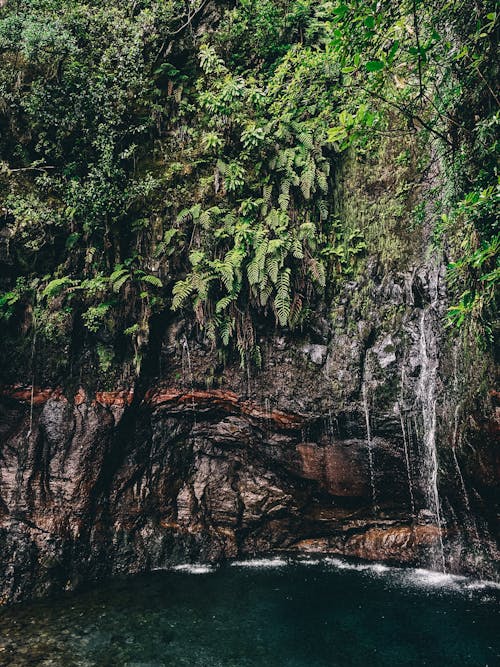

[141,275,163,288]
[172,277,195,310]
[274,268,291,326]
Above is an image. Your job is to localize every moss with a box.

[333,130,429,276]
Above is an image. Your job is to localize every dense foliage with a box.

[0,0,497,377]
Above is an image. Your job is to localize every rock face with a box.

[0,261,498,603]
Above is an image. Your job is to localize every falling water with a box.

[264,398,271,421]
[451,403,480,544]
[399,364,416,518]
[452,405,471,514]
[400,410,416,519]
[362,382,378,514]
[416,309,446,572]
[182,336,197,431]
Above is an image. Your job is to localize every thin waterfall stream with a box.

[417,308,446,572]
[451,349,481,545]
[399,363,416,519]
[362,381,378,514]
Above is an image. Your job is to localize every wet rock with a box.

[0,265,498,603]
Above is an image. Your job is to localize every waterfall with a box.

[182,336,197,430]
[362,382,378,514]
[399,364,416,518]
[416,308,446,572]
[452,403,481,545]
[400,411,416,519]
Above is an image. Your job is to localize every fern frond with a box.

[263,183,273,204]
[292,237,304,259]
[316,171,328,193]
[300,162,315,200]
[112,272,131,293]
[274,268,291,326]
[278,178,291,211]
[259,280,273,306]
[247,258,261,286]
[215,294,235,314]
[141,275,163,288]
[219,316,235,346]
[308,257,326,287]
[42,276,75,299]
[317,199,329,220]
[266,255,280,284]
[298,131,314,149]
[172,277,196,310]
[289,294,303,328]
[110,267,128,283]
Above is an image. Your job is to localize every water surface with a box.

[0,557,498,666]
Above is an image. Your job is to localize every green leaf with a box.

[141,275,163,288]
[365,60,384,72]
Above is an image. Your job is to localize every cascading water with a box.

[362,381,378,514]
[416,307,446,572]
[399,363,416,518]
[451,350,480,545]
[181,335,197,430]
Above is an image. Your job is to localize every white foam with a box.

[405,568,466,588]
[171,564,215,574]
[230,557,288,569]
[296,558,321,566]
[370,563,390,574]
[323,557,371,572]
[464,579,500,591]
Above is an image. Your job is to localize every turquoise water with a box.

[0,557,499,666]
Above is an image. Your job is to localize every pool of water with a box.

[0,557,499,666]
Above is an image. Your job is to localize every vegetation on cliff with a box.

[0,0,497,380]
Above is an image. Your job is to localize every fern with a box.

[259,279,273,306]
[176,208,192,224]
[199,209,212,228]
[316,171,328,193]
[298,130,314,149]
[219,316,235,346]
[299,222,317,248]
[263,183,273,205]
[215,294,235,313]
[141,275,163,288]
[172,277,196,310]
[289,294,303,327]
[266,255,280,284]
[308,257,326,287]
[291,236,304,259]
[317,199,329,220]
[109,266,128,283]
[274,268,291,326]
[42,276,74,299]
[300,161,316,200]
[278,178,291,210]
[247,258,261,286]
[110,268,131,293]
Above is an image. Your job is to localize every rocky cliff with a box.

[1,254,498,604]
